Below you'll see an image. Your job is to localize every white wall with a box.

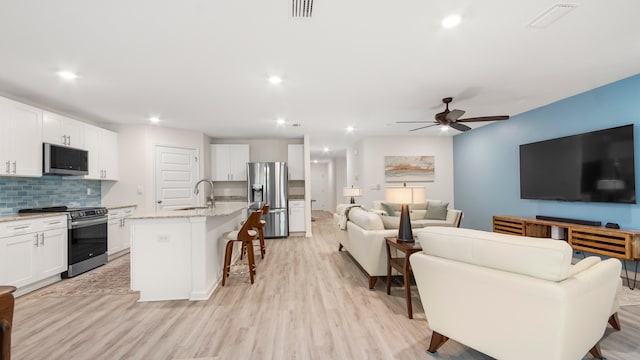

[347,136,454,209]
[101,124,209,213]
[334,157,346,207]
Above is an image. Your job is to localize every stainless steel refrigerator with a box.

[247,162,289,238]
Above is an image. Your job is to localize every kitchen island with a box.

[129,202,248,302]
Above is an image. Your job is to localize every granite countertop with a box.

[105,204,138,210]
[130,202,249,220]
[0,212,68,223]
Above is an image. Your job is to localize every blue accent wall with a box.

[454,73,640,231]
[0,177,101,215]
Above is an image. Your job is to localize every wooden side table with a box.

[385,236,422,319]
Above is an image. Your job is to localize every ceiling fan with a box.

[398,97,510,132]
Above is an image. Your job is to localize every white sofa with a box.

[371,200,462,228]
[410,227,622,360]
[334,201,462,289]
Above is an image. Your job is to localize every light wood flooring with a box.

[12,212,640,359]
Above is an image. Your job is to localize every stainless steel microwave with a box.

[43,143,89,176]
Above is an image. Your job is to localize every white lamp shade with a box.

[386,186,425,204]
[343,187,363,197]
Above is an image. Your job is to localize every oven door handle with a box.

[70,217,108,228]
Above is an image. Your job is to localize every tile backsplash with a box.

[0,177,101,215]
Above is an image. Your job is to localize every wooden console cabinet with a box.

[493,216,640,261]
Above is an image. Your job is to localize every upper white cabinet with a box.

[287,144,304,180]
[43,111,84,148]
[211,144,249,181]
[0,97,43,177]
[84,124,119,180]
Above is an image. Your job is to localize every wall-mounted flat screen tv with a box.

[520,124,636,204]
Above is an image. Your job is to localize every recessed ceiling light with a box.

[57,71,78,80]
[276,118,286,125]
[268,76,282,84]
[346,126,354,132]
[441,14,461,29]
[149,117,160,123]
[323,147,329,152]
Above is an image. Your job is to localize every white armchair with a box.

[410,227,621,360]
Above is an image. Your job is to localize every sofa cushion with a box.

[416,227,573,281]
[413,219,455,227]
[381,216,427,229]
[380,202,396,216]
[425,202,449,220]
[348,207,385,230]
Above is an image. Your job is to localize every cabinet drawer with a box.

[288,200,304,208]
[40,216,67,230]
[0,219,38,238]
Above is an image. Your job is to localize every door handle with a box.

[11,161,16,174]
[39,232,45,246]
[34,233,39,247]
[5,161,9,174]
[67,135,71,145]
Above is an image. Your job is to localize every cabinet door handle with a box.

[34,233,39,247]
[67,135,71,145]
[5,161,9,174]
[11,161,16,174]
[39,232,45,246]
[62,135,66,145]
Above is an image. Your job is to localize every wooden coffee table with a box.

[385,236,422,319]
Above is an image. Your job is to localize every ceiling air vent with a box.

[292,0,314,18]
[527,3,579,28]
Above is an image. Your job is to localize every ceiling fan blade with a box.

[457,115,510,123]
[449,122,472,132]
[446,109,465,122]
[409,124,439,132]
[396,121,432,124]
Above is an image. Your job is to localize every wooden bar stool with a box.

[1,285,17,360]
[254,204,269,259]
[221,210,262,286]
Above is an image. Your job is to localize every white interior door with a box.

[155,146,199,211]
[311,162,327,211]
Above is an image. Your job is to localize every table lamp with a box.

[343,186,363,204]
[385,184,425,242]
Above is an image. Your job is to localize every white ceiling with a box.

[1,1,639,160]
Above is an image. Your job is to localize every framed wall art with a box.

[384,156,435,182]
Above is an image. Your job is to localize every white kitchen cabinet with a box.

[211,144,249,181]
[0,96,43,177]
[43,111,84,148]
[288,200,305,232]
[108,206,135,255]
[287,144,304,180]
[84,124,119,180]
[0,215,68,293]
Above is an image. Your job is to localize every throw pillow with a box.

[425,202,449,220]
[380,202,395,216]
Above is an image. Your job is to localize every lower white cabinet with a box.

[288,200,305,232]
[0,215,68,292]
[108,206,135,255]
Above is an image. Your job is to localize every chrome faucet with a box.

[194,179,215,208]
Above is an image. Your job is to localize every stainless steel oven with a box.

[64,209,108,277]
[19,206,109,278]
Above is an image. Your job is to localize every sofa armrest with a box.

[445,209,463,227]
[568,256,600,277]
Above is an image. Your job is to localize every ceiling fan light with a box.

[442,15,461,29]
